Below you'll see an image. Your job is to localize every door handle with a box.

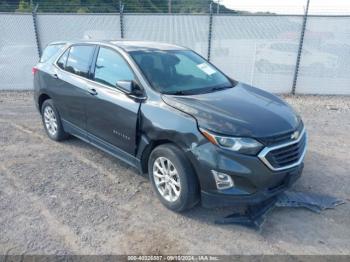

[88,88,98,96]
[52,73,59,79]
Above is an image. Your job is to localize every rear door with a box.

[85,46,141,155]
[48,44,96,135]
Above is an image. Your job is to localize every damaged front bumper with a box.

[201,164,303,208]
[215,189,345,230]
[187,141,305,208]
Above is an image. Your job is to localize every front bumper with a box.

[187,141,305,208]
[201,164,303,208]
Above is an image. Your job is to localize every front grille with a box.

[266,134,306,169]
[258,128,307,171]
[259,122,304,146]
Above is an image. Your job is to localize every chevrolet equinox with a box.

[33,41,307,212]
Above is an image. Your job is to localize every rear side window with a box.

[93,47,134,88]
[40,44,64,63]
[57,48,69,69]
[65,45,95,78]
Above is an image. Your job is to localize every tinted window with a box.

[93,47,134,87]
[57,48,69,69]
[131,50,231,94]
[66,45,95,78]
[40,44,64,63]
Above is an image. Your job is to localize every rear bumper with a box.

[201,164,303,208]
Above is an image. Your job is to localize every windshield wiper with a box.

[164,85,232,96]
[209,85,232,92]
[164,90,193,95]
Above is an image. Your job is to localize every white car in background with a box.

[256,42,338,75]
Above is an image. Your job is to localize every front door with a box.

[85,46,140,155]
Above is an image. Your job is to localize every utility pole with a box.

[168,0,172,14]
[216,0,220,14]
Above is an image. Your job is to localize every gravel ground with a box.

[0,91,349,255]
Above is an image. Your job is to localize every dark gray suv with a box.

[33,40,307,212]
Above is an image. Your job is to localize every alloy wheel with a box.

[43,106,58,136]
[153,157,181,202]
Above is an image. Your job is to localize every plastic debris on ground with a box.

[275,191,345,213]
[215,190,345,231]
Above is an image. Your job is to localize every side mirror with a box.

[116,80,144,98]
[228,77,238,86]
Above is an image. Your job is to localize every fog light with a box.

[211,170,234,190]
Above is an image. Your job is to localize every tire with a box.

[41,99,69,141]
[148,144,199,212]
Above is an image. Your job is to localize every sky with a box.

[216,0,350,15]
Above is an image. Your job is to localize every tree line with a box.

[1,0,238,13]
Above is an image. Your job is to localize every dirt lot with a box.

[0,91,349,255]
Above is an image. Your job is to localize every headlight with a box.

[199,128,263,155]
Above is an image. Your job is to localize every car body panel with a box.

[84,80,141,155]
[48,68,90,130]
[162,83,300,138]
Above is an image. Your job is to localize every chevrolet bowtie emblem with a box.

[291,131,300,140]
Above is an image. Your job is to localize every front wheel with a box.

[148,144,199,212]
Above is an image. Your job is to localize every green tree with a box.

[16,0,31,12]
[2,0,237,14]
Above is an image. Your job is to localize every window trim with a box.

[54,43,96,74]
[63,43,97,78]
[90,45,140,90]
[56,47,70,70]
[53,43,146,99]
[39,43,65,63]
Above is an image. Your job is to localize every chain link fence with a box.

[0,11,349,94]
[0,13,38,90]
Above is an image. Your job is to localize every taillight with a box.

[32,66,39,75]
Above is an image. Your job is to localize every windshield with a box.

[130,50,233,95]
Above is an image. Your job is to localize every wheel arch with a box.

[139,138,175,174]
[38,93,51,113]
[138,137,201,192]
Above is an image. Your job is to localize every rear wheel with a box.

[148,144,199,212]
[41,99,68,141]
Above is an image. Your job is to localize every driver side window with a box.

[94,47,134,88]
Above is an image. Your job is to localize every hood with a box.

[162,82,300,138]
